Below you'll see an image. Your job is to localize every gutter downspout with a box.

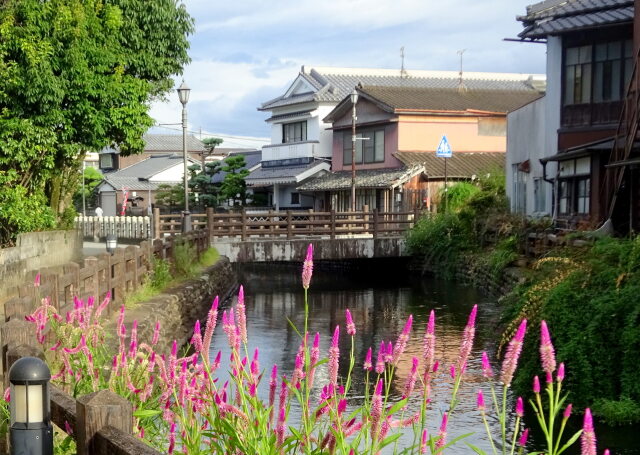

[540,159,557,220]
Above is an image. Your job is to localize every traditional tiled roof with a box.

[325,86,543,123]
[246,160,330,186]
[101,154,198,191]
[518,0,633,39]
[211,151,262,184]
[297,166,423,191]
[260,67,546,111]
[143,134,205,152]
[395,152,505,179]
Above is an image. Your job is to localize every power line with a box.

[153,124,268,143]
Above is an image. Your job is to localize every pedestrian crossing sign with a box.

[436,135,452,158]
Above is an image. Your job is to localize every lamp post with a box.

[350,88,358,212]
[177,80,192,232]
[9,357,53,455]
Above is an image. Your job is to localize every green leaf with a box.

[465,442,489,455]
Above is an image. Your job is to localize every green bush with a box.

[439,182,479,213]
[150,258,171,290]
[174,240,198,279]
[507,237,640,423]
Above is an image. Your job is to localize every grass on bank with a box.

[124,244,220,308]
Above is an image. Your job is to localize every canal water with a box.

[207,260,639,454]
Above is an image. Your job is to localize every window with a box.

[100,153,114,169]
[557,157,591,216]
[512,164,527,214]
[290,192,300,205]
[282,121,307,143]
[564,40,633,105]
[343,130,385,165]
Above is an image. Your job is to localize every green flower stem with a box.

[481,410,499,455]
[509,416,521,455]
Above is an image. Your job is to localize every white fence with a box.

[75,216,152,239]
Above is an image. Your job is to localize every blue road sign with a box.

[436,135,452,158]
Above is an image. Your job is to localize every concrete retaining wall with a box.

[0,230,83,299]
[105,257,236,356]
[213,237,407,262]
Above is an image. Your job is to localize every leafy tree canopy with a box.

[220,155,249,204]
[0,0,193,244]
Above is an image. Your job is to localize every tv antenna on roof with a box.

[400,46,408,79]
[457,49,467,92]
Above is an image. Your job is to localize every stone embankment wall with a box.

[105,257,236,356]
[420,255,528,297]
[0,230,82,300]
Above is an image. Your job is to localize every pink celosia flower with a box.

[516,397,524,417]
[152,321,161,346]
[308,332,320,388]
[328,325,340,386]
[421,428,429,454]
[236,285,247,344]
[435,412,448,450]
[292,350,305,389]
[558,362,565,383]
[33,273,41,288]
[540,320,557,374]
[477,389,486,412]
[191,320,203,353]
[423,309,436,374]
[450,364,456,379]
[519,428,529,446]
[202,297,219,360]
[581,408,597,455]
[276,407,287,446]
[482,351,493,378]
[268,365,278,424]
[168,422,176,454]
[563,403,573,420]
[345,309,356,336]
[533,375,540,393]
[385,341,394,363]
[376,341,386,374]
[364,346,373,371]
[500,319,527,387]
[302,244,314,289]
[457,305,477,373]
[3,387,10,402]
[403,357,419,398]
[337,399,347,415]
[279,375,288,411]
[603,450,610,455]
[370,379,384,440]
[393,315,413,364]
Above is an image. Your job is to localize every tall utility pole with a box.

[351,88,358,212]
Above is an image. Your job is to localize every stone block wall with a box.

[0,230,82,300]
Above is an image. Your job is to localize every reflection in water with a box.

[205,261,638,454]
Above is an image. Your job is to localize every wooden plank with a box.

[76,390,134,455]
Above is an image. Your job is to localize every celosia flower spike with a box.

[533,376,540,394]
[302,243,314,289]
[563,403,572,420]
[34,273,41,288]
[581,408,597,455]
[558,362,565,382]
[328,325,340,386]
[516,397,524,417]
[345,309,356,336]
[482,351,493,378]
[540,320,557,374]
[403,357,419,398]
[202,296,219,361]
[423,309,436,374]
[236,285,247,344]
[393,315,413,364]
[519,428,529,447]
[363,347,373,371]
[375,341,386,374]
[308,332,320,388]
[435,412,448,450]
[500,319,527,387]
[477,389,485,412]
[370,379,384,441]
[420,429,428,454]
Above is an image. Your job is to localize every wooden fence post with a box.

[330,210,336,240]
[153,208,160,239]
[1,319,38,384]
[286,210,293,239]
[241,209,247,241]
[84,257,99,300]
[76,390,133,455]
[373,209,379,239]
[206,207,214,246]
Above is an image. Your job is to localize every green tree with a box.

[188,161,222,209]
[220,155,250,205]
[0,0,193,245]
[155,183,184,212]
[73,167,103,213]
[201,137,223,169]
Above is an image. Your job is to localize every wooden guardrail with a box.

[155,207,421,240]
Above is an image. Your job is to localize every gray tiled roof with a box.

[246,160,328,185]
[297,167,418,191]
[518,0,633,39]
[396,152,505,178]
[143,134,205,152]
[261,67,545,111]
[211,151,262,184]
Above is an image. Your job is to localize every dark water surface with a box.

[206,260,639,454]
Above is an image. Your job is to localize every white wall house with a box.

[506,36,561,218]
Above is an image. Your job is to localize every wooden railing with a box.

[75,216,152,239]
[155,208,421,240]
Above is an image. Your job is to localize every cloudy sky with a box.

[149,0,546,147]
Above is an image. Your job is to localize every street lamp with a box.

[350,88,358,212]
[9,357,53,455]
[177,80,192,232]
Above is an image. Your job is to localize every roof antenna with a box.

[457,49,467,92]
[400,46,408,79]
